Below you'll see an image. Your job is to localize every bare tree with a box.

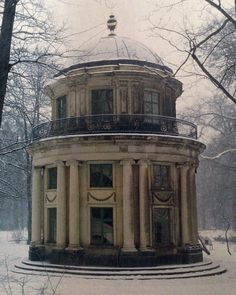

[149,0,236,105]
[0,0,64,126]
[180,94,236,236]
[0,59,52,243]
[0,0,18,127]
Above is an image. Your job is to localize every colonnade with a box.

[31,159,199,250]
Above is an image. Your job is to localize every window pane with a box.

[153,102,159,114]
[48,167,57,189]
[144,102,152,114]
[57,96,67,119]
[91,207,113,245]
[153,165,170,189]
[48,208,57,242]
[153,208,171,245]
[144,91,152,102]
[90,164,113,187]
[92,89,113,114]
[144,91,159,115]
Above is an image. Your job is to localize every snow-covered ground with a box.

[0,230,236,295]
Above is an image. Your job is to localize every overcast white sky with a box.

[45,0,233,112]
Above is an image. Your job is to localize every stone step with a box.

[21,258,213,272]
[13,259,227,280]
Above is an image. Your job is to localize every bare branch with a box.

[201,148,236,160]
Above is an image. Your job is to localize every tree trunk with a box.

[0,0,18,126]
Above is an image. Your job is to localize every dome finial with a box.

[107,15,117,36]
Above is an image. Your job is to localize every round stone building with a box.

[29,16,205,266]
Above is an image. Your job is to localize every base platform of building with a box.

[28,245,204,267]
[14,258,226,280]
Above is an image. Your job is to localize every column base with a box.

[119,250,155,267]
[50,247,85,265]
[180,244,203,264]
[139,246,155,252]
[121,246,137,252]
[66,245,83,251]
[29,245,45,261]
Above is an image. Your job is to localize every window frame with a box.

[152,206,173,247]
[89,206,114,246]
[47,167,57,190]
[89,162,114,189]
[47,207,57,243]
[143,90,160,115]
[56,95,67,119]
[152,164,171,190]
[91,88,114,115]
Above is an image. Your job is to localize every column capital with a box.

[120,159,135,166]
[138,159,150,166]
[176,162,190,171]
[33,165,44,170]
[66,159,83,167]
[55,160,65,167]
[190,160,199,171]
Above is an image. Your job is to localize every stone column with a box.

[120,159,137,251]
[190,163,198,244]
[31,166,42,245]
[66,160,81,249]
[180,163,190,245]
[138,159,150,250]
[56,161,67,248]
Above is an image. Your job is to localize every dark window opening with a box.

[143,90,160,115]
[91,207,113,245]
[153,165,171,190]
[90,164,113,188]
[47,167,57,190]
[153,208,171,246]
[57,95,67,119]
[91,89,113,115]
[48,208,57,243]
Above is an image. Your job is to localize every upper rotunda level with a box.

[32,16,196,141]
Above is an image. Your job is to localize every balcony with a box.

[32,114,197,141]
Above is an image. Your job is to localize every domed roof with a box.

[77,35,167,66]
[59,16,173,75]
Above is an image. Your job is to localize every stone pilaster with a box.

[66,160,81,249]
[138,159,150,250]
[31,166,42,245]
[56,161,67,248]
[120,159,137,251]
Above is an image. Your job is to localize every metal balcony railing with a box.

[32,114,197,141]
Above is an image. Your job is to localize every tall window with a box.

[57,95,67,119]
[90,164,113,188]
[144,90,160,115]
[91,207,113,245]
[47,167,57,190]
[48,208,57,243]
[91,89,113,115]
[153,165,170,190]
[153,208,171,246]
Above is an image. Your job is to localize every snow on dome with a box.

[58,16,173,76]
[76,35,164,65]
